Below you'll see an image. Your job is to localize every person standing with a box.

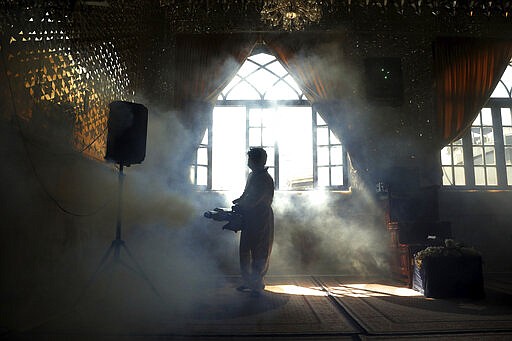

[232,147,274,297]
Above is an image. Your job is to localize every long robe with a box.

[235,167,274,291]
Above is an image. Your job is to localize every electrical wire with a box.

[23,124,108,156]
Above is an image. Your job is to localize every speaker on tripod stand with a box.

[78,101,160,303]
[105,101,148,166]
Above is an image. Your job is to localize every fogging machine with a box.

[203,207,243,233]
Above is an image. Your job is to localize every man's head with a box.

[247,147,267,170]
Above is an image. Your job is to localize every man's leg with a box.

[238,231,252,291]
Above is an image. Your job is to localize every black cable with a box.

[23,124,108,156]
[1,38,113,217]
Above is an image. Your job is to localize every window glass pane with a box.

[471,127,482,145]
[265,60,288,77]
[226,80,260,100]
[262,127,275,146]
[220,75,241,98]
[261,109,274,127]
[474,167,486,185]
[265,147,275,167]
[317,127,329,145]
[453,138,463,145]
[318,146,329,165]
[503,127,512,146]
[318,167,329,187]
[502,108,512,126]
[197,166,207,186]
[247,70,278,94]
[249,128,261,146]
[453,146,464,165]
[473,147,484,165]
[200,129,208,144]
[264,146,275,167]
[507,167,512,186]
[454,167,466,186]
[484,147,496,165]
[482,127,494,144]
[505,147,512,165]
[491,81,509,98]
[237,61,259,77]
[441,146,452,165]
[330,146,343,165]
[189,166,195,184]
[330,131,341,144]
[249,108,262,126]
[283,74,303,96]
[472,114,481,126]
[331,166,344,186]
[265,81,299,100]
[212,107,246,191]
[481,108,493,126]
[280,162,313,190]
[442,166,453,185]
[317,113,327,125]
[249,52,275,65]
[491,63,511,98]
[197,147,208,165]
[276,107,313,190]
[487,167,498,186]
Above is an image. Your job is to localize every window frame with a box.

[441,98,512,190]
[191,51,350,191]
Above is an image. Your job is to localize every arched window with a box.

[190,49,348,191]
[441,60,512,188]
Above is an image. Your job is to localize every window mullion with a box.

[273,107,279,189]
[207,114,213,189]
[343,149,349,186]
[491,105,506,186]
[312,109,318,187]
[462,133,475,187]
[245,107,250,179]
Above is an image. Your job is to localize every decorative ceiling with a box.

[159,0,512,32]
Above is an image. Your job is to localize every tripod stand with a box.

[77,163,160,304]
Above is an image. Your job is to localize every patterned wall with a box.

[0,1,152,159]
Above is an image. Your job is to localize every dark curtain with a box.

[434,37,512,146]
[173,33,257,179]
[174,33,257,129]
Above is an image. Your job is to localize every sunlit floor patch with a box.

[328,283,423,297]
[265,284,328,296]
[265,283,423,298]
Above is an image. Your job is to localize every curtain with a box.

[265,33,350,101]
[174,33,257,128]
[434,37,512,146]
[173,33,257,180]
[265,33,368,174]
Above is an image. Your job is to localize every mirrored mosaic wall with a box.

[0,1,153,159]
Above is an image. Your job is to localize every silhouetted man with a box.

[233,147,274,297]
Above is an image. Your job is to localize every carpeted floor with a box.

[317,275,512,335]
[3,274,512,340]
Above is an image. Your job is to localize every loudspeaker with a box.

[105,101,148,166]
[364,57,403,105]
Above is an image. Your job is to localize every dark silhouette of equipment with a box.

[105,101,148,166]
[78,101,159,304]
[204,206,244,233]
